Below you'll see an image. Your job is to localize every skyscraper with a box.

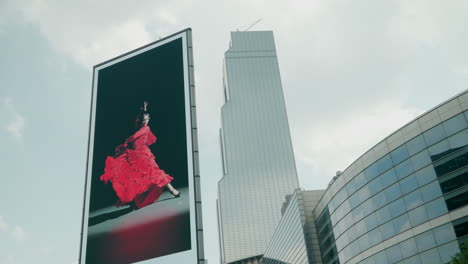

[217,31,300,264]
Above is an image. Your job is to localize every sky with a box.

[0,0,467,263]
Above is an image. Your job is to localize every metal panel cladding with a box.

[79,29,204,264]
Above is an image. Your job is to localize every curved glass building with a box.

[262,90,468,264]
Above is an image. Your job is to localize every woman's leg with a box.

[166,183,180,197]
[133,185,163,208]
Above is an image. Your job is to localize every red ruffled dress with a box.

[100,125,173,209]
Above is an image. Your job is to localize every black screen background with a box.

[88,38,188,212]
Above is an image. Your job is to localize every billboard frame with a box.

[78,28,205,264]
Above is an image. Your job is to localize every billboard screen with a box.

[79,29,202,264]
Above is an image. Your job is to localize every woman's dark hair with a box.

[134,108,149,130]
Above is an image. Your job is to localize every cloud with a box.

[73,19,153,67]
[0,215,9,232]
[0,216,26,242]
[38,246,53,257]
[3,97,26,144]
[5,255,15,264]
[11,225,26,241]
[158,7,179,25]
[1,0,186,68]
[271,0,468,189]
[293,102,423,189]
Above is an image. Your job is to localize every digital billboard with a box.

[79,29,204,264]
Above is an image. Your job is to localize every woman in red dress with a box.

[100,101,180,209]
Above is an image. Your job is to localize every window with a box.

[384,184,402,203]
[448,130,468,149]
[368,228,383,246]
[358,234,371,252]
[404,190,423,211]
[400,175,419,195]
[364,213,379,231]
[415,230,436,252]
[352,204,365,222]
[373,251,389,264]
[420,248,442,264]
[406,135,427,156]
[381,169,398,188]
[443,113,468,136]
[411,150,431,171]
[428,140,450,157]
[316,209,330,230]
[361,199,374,218]
[355,221,367,237]
[372,192,387,209]
[440,170,468,193]
[386,244,402,264]
[376,206,391,223]
[432,223,456,246]
[445,188,468,211]
[321,245,338,264]
[391,144,410,165]
[395,159,414,180]
[423,124,446,146]
[389,199,406,218]
[438,241,461,263]
[414,165,437,186]
[393,214,411,234]
[346,172,366,196]
[434,148,468,177]
[380,220,396,240]
[419,181,442,202]
[399,238,417,259]
[349,192,361,209]
[368,178,383,195]
[453,216,468,238]
[365,155,393,181]
[408,205,428,227]
[425,197,447,219]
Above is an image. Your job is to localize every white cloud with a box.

[11,225,26,241]
[38,246,53,257]
[6,113,25,142]
[0,216,26,242]
[294,102,423,189]
[158,8,179,25]
[3,97,26,144]
[0,215,9,232]
[5,255,15,264]
[1,0,186,68]
[73,19,153,68]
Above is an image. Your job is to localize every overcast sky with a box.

[1,0,467,263]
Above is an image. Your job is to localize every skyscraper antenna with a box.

[244,18,262,31]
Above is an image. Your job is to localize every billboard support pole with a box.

[186,29,207,264]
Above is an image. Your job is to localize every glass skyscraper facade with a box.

[260,90,468,264]
[217,31,300,264]
[262,190,325,264]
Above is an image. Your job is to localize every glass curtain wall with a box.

[314,93,468,264]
